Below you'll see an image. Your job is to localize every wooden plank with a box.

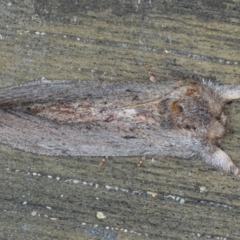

[1,1,240,239]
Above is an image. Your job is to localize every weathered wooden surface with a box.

[1,1,240,239]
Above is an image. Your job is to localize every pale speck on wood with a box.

[96,211,106,219]
[31,211,37,216]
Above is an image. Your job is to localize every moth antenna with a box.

[143,63,158,83]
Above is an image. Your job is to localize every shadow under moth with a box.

[0,75,240,176]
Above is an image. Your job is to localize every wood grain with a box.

[1,1,240,239]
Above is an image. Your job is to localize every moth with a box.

[0,74,240,176]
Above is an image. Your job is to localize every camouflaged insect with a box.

[0,75,240,176]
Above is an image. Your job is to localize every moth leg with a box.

[99,156,108,167]
[203,148,239,176]
[143,63,158,83]
[215,85,240,101]
[136,156,146,169]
